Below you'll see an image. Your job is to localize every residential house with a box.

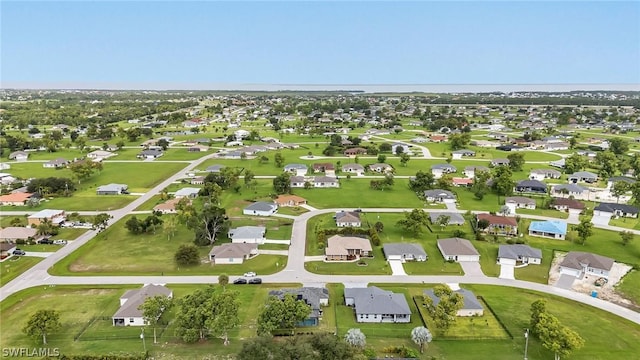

[0,192,35,206]
[290,176,306,188]
[43,158,69,169]
[476,214,518,236]
[153,198,187,214]
[437,238,480,262]
[514,180,547,194]
[431,164,457,179]
[529,169,561,181]
[96,183,128,195]
[552,184,588,199]
[190,176,206,185]
[607,176,636,189]
[27,209,65,226]
[368,163,394,173]
[0,227,38,242]
[568,171,598,184]
[383,243,427,262]
[451,149,476,159]
[284,164,308,176]
[344,147,367,156]
[470,139,499,148]
[205,164,226,173]
[137,149,163,159]
[559,251,614,279]
[268,288,329,326]
[429,135,447,143]
[243,201,278,216]
[452,177,474,187]
[423,288,484,317]
[174,187,200,199]
[429,212,465,225]
[335,211,361,227]
[312,163,335,176]
[209,243,258,264]
[544,142,569,151]
[313,176,339,188]
[187,145,209,152]
[505,196,536,209]
[490,158,510,167]
[344,287,411,323]
[1,242,16,258]
[234,129,250,140]
[87,150,116,160]
[112,285,173,326]
[275,194,307,207]
[497,244,542,265]
[464,166,490,178]
[9,151,29,161]
[325,235,372,261]
[0,163,10,170]
[228,226,266,244]
[341,163,365,176]
[594,202,639,218]
[528,220,567,240]
[550,198,585,213]
[424,189,456,203]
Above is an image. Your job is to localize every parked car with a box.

[53,240,67,245]
[233,278,247,285]
[248,278,262,284]
[243,271,256,277]
[13,249,26,256]
[39,239,53,244]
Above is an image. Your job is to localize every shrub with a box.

[452,229,466,238]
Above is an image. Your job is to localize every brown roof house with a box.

[112,284,173,326]
[1,242,17,258]
[209,243,258,264]
[325,235,372,261]
[476,214,518,236]
[275,194,307,207]
[335,211,361,227]
[0,227,38,242]
[0,192,36,206]
[559,251,614,279]
[550,198,585,213]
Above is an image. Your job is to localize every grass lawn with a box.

[0,256,43,286]
[609,217,640,230]
[230,217,294,240]
[452,188,503,212]
[305,247,391,275]
[133,195,162,211]
[276,206,309,216]
[50,215,287,276]
[517,208,569,219]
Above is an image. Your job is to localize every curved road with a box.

[2,153,640,326]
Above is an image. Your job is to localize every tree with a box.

[344,328,366,348]
[596,151,618,179]
[399,153,410,167]
[139,295,173,344]
[530,299,547,331]
[36,218,55,237]
[411,326,433,354]
[207,290,240,345]
[274,152,284,168]
[476,218,490,232]
[397,209,430,235]
[491,165,515,196]
[273,173,291,194]
[163,215,177,241]
[377,154,387,163]
[574,219,593,245]
[188,205,230,246]
[374,221,384,233]
[471,170,491,200]
[175,244,200,266]
[611,181,630,202]
[436,214,450,229]
[409,171,435,193]
[620,230,634,246]
[564,153,588,174]
[92,213,111,230]
[259,155,269,164]
[609,138,629,155]
[69,160,100,184]
[535,312,584,360]
[218,274,229,288]
[436,174,453,190]
[379,142,392,152]
[257,294,312,336]
[507,153,525,172]
[448,133,471,150]
[174,287,215,342]
[423,284,464,333]
[157,138,170,150]
[22,309,61,344]
[244,170,255,187]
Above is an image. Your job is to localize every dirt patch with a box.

[549,252,634,307]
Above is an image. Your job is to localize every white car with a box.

[243,272,256,277]
[53,240,67,245]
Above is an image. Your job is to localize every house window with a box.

[129,318,134,323]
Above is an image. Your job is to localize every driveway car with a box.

[39,239,53,244]
[243,271,256,277]
[53,240,67,245]
[233,278,247,285]
[248,278,262,284]
[13,249,26,256]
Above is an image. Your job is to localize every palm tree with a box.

[411,326,433,353]
[36,219,54,237]
[344,328,366,348]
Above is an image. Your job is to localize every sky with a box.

[1,1,640,90]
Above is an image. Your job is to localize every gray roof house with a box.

[429,211,466,225]
[431,164,457,178]
[205,164,226,173]
[336,211,361,227]
[209,243,258,264]
[383,243,427,262]
[568,171,598,184]
[96,183,128,195]
[424,189,456,203]
[227,226,266,244]
[497,244,542,265]
[514,180,547,194]
[423,288,484,316]
[112,284,172,326]
[505,196,536,209]
[268,288,330,326]
[43,158,69,168]
[559,251,615,279]
[552,184,588,197]
[437,238,480,262]
[174,187,200,199]
[491,158,510,167]
[344,286,411,323]
[243,201,278,216]
[594,202,639,218]
[284,163,308,176]
[137,149,163,159]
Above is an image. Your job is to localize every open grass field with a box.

[50,215,287,276]
[0,256,43,286]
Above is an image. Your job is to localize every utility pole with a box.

[524,328,530,360]
[140,328,146,352]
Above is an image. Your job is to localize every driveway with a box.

[592,213,612,226]
[388,260,407,276]
[555,274,577,289]
[499,264,515,279]
[459,261,485,277]
[445,202,458,211]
